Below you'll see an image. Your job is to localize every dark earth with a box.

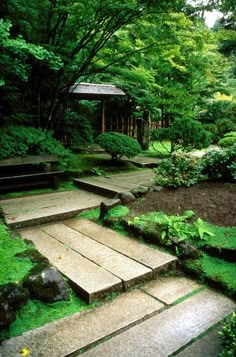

[127,181,236,227]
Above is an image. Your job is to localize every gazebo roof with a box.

[69,82,126,100]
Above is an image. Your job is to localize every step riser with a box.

[74,179,117,198]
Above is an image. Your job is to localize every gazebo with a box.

[69,83,126,133]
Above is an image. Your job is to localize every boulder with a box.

[116,191,136,205]
[15,249,49,264]
[130,185,149,197]
[149,185,163,192]
[23,264,70,303]
[99,198,121,220]
[0,283,29,329]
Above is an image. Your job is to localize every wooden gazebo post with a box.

[101,100,106,133]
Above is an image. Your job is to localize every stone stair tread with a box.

[74,177,135,195]
[19,227,122,304]
[81,289,236,357]
[64,218,177,275]
[40,222,152,289]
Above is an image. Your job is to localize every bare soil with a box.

[127,181,236,227]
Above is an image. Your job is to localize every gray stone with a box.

[142,276,202,305]
[99,198,121,220]
[19,227,122,304]
[15,249,49,264]
[40,223,152,289]
[149,185,163,192]
[178,240,200,259]
[116,191,136,204]
[22,264,70,303]
[81,289,236,357]
[0,289,163,357]
[64,218,177,277]
[0,283,29,329]
[130,185,149,197]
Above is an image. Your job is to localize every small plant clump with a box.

[219,312,236,357]
[154,153,203,187]
[218,131,236,148]
[96,132,142,160]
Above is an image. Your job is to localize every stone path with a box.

[19,219,177,303]
[0,190,105,229]
[0,277,235,357]
[74,170,155,197]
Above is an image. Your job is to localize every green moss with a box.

[0,223,34,284]
[197,224,236,249]
[78,208,100,220]
[186,254,236,294]
[105,205,129,220]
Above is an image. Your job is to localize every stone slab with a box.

[0,290,164,357]
[40,223,152,289]
[64,218,177,276]
[142,276,202,305]
[19,227,122,303]
[81,289,236,357]
[1,190,104,228]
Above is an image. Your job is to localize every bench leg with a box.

[52,176,60,190]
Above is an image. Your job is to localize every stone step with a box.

[1,280,235,357]
[73,170,155,197]
[81,289,236,357]
[19,227,122,304]
[1,190,104,229]
[40,222,152,289]
[64,218,177,277]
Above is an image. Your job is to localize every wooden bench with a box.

[0,154,64,193]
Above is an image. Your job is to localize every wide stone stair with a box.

[19,218,177,304]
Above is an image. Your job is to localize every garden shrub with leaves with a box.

[219,312,236,357]
[96,132,142,160]
[0,126,76,168]
[201,144,236,181]
[154,153,203,187]
[218,131,236,147]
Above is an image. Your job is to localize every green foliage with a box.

[199,100,236,125]
[216,118,236,138]
[218,131,236,147]
[201,144,236,180]
[151,118,211,153]
[154,153,203,187]
[0,126,76,168]
[132,211,214,245]
[104,205,129,220]
[219,313,236,357]
[96,132,142,160]
[78,208,100,221]
[63,110,93,149]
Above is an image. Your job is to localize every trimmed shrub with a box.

[0,126,76,168]
[96,132,142,160]
[154,153,202,187]
[201,144,236,181]
[216,119,236,138]
[218,132,236,147]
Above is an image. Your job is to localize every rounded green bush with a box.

[96,132,142,160]
[154,153,202,187]
[219,312,236,357]
[218,132,236,147]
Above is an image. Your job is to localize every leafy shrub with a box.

[96,132,142,160]
[154,153,202,187]
[218,132,236,147]
[216,119,236,138]
[201,145,236,181]
[203,123,219,143]
[219,312,236,357]
[151,118,211,152]
[199,100,236,124]
[63,110,93,149]
[0,126,76,168]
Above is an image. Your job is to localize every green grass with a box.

[142,141,171,158]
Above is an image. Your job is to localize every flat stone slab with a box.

[64,218,177,276]
[19,227,122,303]
[1,190,104,228]
[82,289,236,357]
[0,289,164,357]
[142,276,202,305]
[40,222,152,289]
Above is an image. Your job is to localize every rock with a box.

[116,191,136,205]
[103,217,119,228]
[99,198,121,220]
[23,264,70,303]
[178,241,200,259]
[131,185,149,198]
[0,283,29,329]
[15,249,49,264]
[149,185,163,192]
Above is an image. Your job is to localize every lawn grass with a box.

[141,141,171,158]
